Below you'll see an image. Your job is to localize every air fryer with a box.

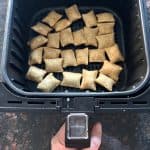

[1,0,150,98]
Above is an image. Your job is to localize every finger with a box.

[90,123,102,150]
[51,123,77,150]
[11,143,17,150]
[82,122,102,150]
[91,122,102,137]
[53,123,66,145]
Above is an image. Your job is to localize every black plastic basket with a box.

[1,0,150,98]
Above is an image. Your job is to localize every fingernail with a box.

[91,136,101,148]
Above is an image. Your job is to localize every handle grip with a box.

[65,113,90,149]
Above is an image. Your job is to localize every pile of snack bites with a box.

[26,4,124,92]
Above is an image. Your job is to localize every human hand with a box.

[51,122,102,150]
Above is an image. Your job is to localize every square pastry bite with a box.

[105,44,124,63]
[61,72,82,88]
[27,6,125,93]
[75,48,88,65]
[65,4,81,22]
[96,33,115,49]
[100,60,123,81]
[96,12,115,23]
[97,23,115,35]
[54,19,71,32]
[28,47,43,65]
[47,32,60,48]
[42,11,62,27]
[84,27,99,47]
[89,49,106,63]
[82,10,97,27]
[61,49,77,68]
[26,66,46,83]
[80,69,98,91]
[29,35,48,50]
[43,47,61,59]
[95,73,115,91]
[31,22,52,36]
[73,29,87,46]
[44,58,63,73]
[37,73,60,92]
[60,28,74,47]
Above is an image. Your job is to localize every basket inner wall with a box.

[5,0,148,95]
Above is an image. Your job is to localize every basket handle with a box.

[65,113,90,149]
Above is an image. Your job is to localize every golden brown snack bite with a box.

[89,49,106,63]
[42,11,62,27]
[82,10,97,27]
[44,58,63,73]
[84,27,99,47]
[96,12,115,23]
[47,32,60,48]
[37,73,60,92]
[105,44,124,63]
[61,49,77,68]
[73,29,87,46]
[96,33,115,49]
[97,23,115,35]
[26,66,46,83]
[81,69,98,91]
[28,47,43,65]
[95,73,115,91]
[75,48,88,65]
[61,72,82,88]
[100,60,123,81]
[60,28,74,47]
[29,35,48,50]
[43,47,60,59]
[65,4,81,22]
[54,19,71,32]
[31,22,52,36]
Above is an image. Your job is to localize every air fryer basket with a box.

[1,0,150,97]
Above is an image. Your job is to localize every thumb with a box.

[90,123,102,150]
[53,123,66,145]
[90,136,101,150]
[83,122,102,150]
